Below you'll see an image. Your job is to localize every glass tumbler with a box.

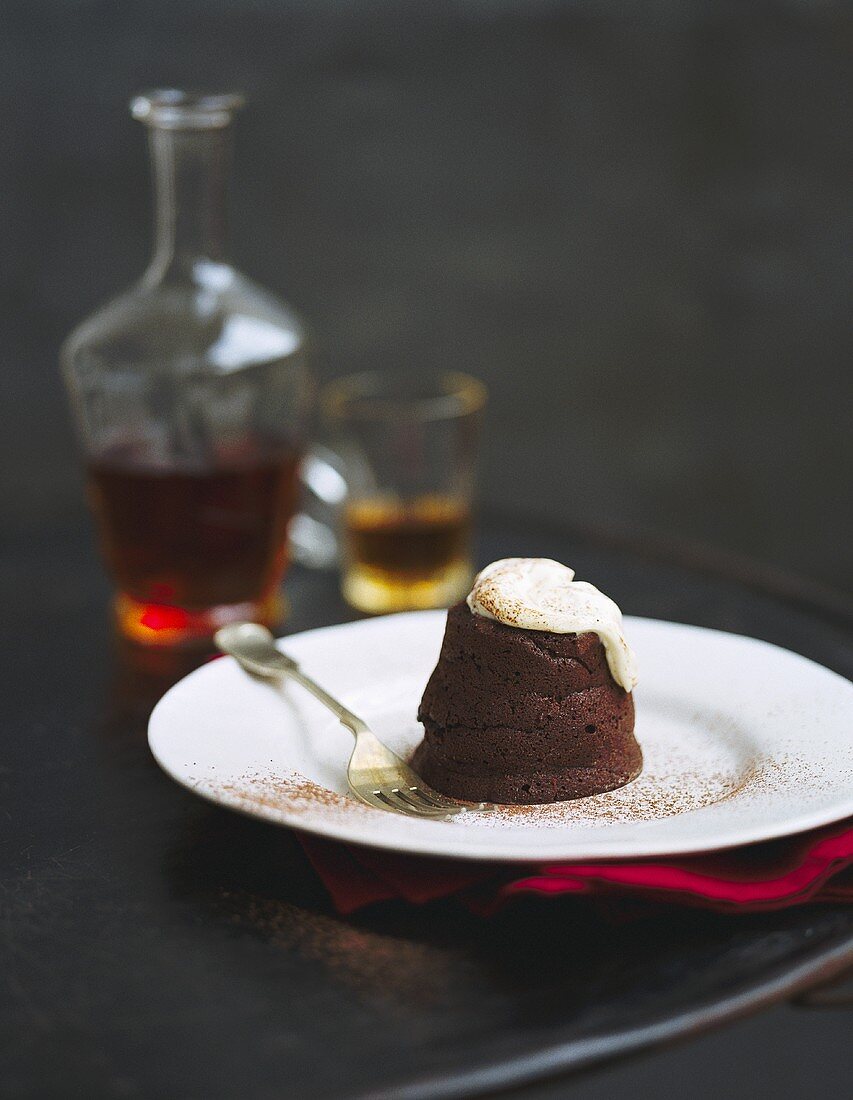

[323,371,486,614]
[61,91,312,646]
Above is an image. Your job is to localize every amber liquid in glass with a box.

[87,443,301,644]
[342,495,473,613]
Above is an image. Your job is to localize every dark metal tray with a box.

[1,514,850,1098]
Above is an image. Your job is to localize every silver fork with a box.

[214,622,476,819]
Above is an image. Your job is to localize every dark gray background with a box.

[2,0,851,591]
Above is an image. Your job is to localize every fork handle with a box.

[214,623,367,737]
[284,667,368,737]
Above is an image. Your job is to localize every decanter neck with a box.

[133,91,243,283]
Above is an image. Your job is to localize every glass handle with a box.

[289,445,349,569]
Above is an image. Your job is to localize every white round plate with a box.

[149,612,853,862]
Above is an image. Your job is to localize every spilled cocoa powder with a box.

[219,891,464,1009]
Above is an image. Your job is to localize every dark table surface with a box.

[2,510,851,1099]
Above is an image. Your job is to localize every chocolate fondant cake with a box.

[412,559,642,804]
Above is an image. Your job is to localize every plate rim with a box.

[148,612,853,863]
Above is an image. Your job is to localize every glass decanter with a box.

[62,91,312,647]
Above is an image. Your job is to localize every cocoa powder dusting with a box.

[201,772,365,821]
[193,748,823,833]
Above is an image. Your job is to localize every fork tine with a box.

[373,790,405,813]
[385,788,451,816]
[365,789,412,815]
[410,786,464,809]
[412,785,492,813]
[389,787,434,811]
[351,788,389,813]
[366,790,422,816]
[355,780,487,817]
[355,784,457,818]
[392,786,463,816]
[351,785,429,818]
[395,765,475,809]
[400,787,464,816]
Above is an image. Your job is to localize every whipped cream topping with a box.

[466,558,638,692]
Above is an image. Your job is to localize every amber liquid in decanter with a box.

[62,91,312,646]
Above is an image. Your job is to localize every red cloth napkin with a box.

[299,820,853,916]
